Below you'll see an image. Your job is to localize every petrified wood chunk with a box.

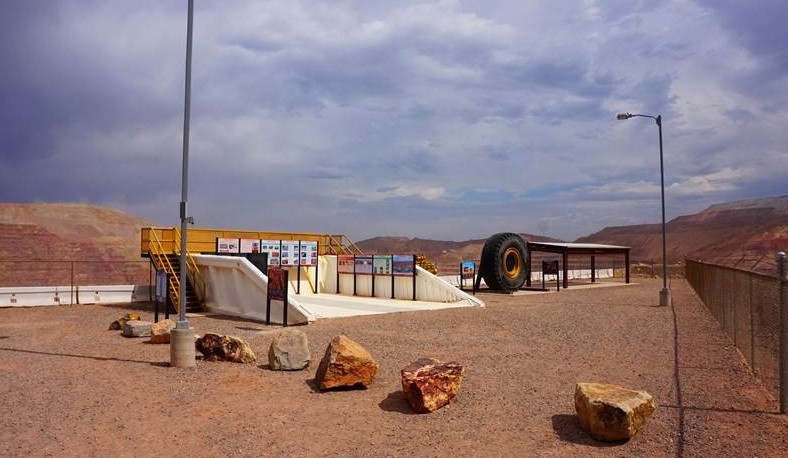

[401,357,464,413]
[315,334,378,390]
[196,333,257,364]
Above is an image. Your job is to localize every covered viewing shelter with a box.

[525,242,630,289]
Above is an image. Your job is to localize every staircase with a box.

[163,254,202,313]
[147,229,204,314]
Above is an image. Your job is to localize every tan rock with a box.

[122,320,152,337]
[315,334,378,390]
[401,357,464,413]
[268,328,310,371]
[574,382,656,442]
[195,333,256,364]
[149,319,176,344]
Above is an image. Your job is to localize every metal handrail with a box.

[148,229,181,310]
[174,228,206,302]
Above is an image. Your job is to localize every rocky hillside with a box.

[576,195,788,267]
[0,203,154,286]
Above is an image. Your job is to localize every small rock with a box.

[401,357,465,413]
[574,382,656,442]
[268,329,311,371]
[315,334,378,390]
[122,320,152,338]
[196,333,257,364]
[109,312,141,331]
[149,319,176,344]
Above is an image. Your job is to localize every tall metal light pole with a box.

[171,0,196,367]
[617,112,672,306]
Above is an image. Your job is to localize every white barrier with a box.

[0,284,153,307]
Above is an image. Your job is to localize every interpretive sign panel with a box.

[268,268,286,301]
[300,241,318,266]
[542,260,559,275]
[216,238,239,254]
[280,240,301,266]
[373,255,392,275]
[260,240,281,266]
[240,239,260,254]
[354,255,373,275]
[338,255,355,274]
[392,254,415,276]
[461,261,475,280]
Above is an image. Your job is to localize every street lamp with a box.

[171,0,196,367]
[617,112,672,306]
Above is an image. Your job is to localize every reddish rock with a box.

[196,333,257,364]
[315,335,378,390]
[401,357,465,413]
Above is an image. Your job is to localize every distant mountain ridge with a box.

[2,195,786,284]
[358,196,788,271]
[576,195,788,263]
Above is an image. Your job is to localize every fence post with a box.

[778,251,787,414]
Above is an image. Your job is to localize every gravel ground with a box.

[1,278,786,457]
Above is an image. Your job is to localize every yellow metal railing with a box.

[141,227,363,257]
[174,228,206,305]
[147,229,181,312]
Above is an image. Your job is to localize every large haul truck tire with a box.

[480,232,528,291]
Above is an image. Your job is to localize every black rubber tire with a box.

[480,232,528,291]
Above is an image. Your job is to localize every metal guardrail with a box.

[686,256,787,412]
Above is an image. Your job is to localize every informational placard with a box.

[542,260,559,275]
[373,255,392,275]
[280,240,301,266]
[216,238,239,254]
[338,255,355,274]
[300,241,318,266]
[461,261,475,280]
[354,255,373,275]
[267,268,287,301]
[260,240,281,266]
[392,254,415,276]
[240,238,260,254]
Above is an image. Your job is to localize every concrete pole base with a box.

[659,288,672,307]
[170,327,196,368]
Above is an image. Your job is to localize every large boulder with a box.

[268,328,311,371]
[149,319,176,344]
[401,357,465,413]
[574,382,656,442]
[315,335,378,390]
[196,333,257,364]
[122,320,152,338]
[109,312,141,330]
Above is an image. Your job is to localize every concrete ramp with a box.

[193,254,483,323]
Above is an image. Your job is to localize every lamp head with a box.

[616,113,633,120]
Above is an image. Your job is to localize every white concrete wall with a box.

[0,284,153,307]
[194,254,314,325]
[318,256,483,306]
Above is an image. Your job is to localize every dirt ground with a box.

[1,278,786,457]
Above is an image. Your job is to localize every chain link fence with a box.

[686,255,787,411]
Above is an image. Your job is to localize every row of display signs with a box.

[337,254,415,276]
[216,238,318,267]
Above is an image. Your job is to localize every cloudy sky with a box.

[1,1,786,242]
